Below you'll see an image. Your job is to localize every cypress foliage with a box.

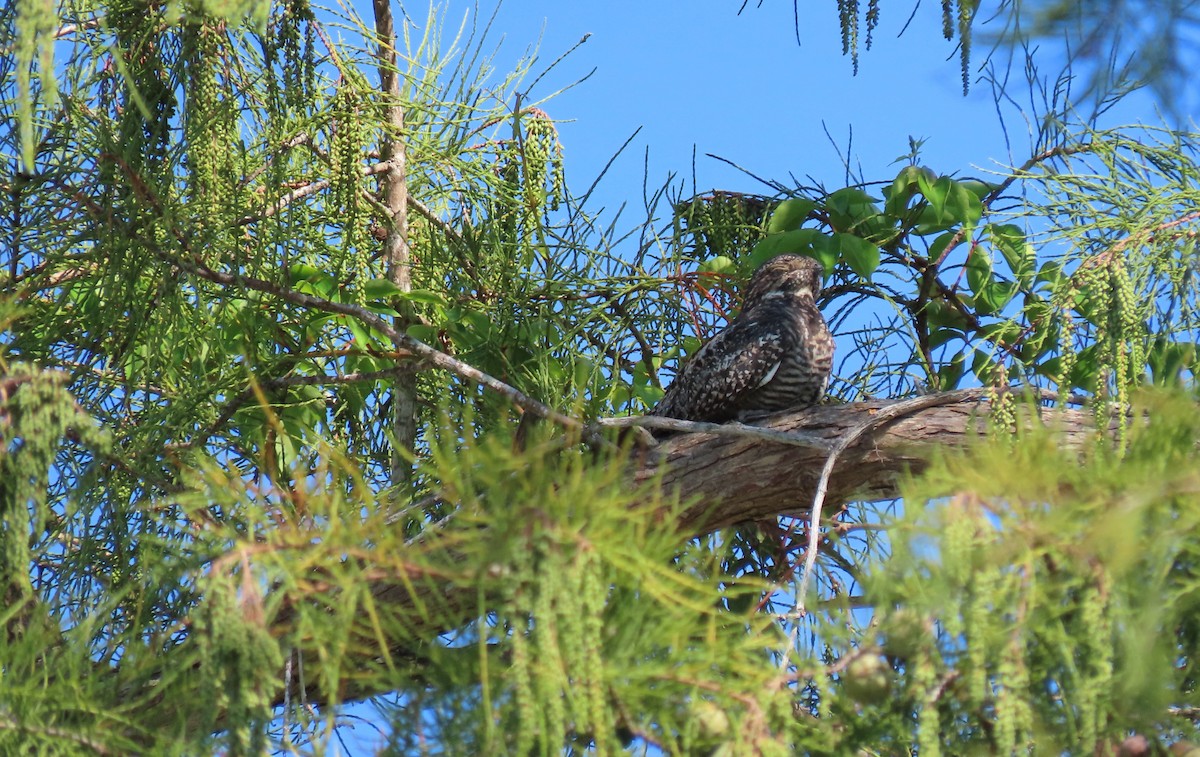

[1,1,1198,754]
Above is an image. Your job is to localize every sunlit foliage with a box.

[1,0,1198,753]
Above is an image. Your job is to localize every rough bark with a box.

[373,0,417,488]
[647,394,1104,534]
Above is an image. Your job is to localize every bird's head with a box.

[742,254,824,304]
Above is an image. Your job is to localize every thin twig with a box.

[167,368,411,452]
[606,296,661,390]
[236,161,392,226]
[594,414,829,450]
[407,195,464,245]
[789,386,1061,621]
[791,390,985,616]
[933,143,1089,268]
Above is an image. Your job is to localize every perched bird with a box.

[651,254,833,423]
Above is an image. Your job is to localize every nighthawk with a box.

[651,254,833,423]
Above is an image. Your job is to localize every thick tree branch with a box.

[640,394,1108,536]
[268,392,1111,708]
[129,391,1130,735]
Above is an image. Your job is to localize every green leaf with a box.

[698,255,736,274]
[332,314,388,348]
[936,351,966,390]
[825,187,881,232]
[406,323,440,344]
[363,278,405,300]
[402,289,451,307]
[445,308,493,350]
[988,223,1033,282]
[883,165,935,217]
[928,231,958,263]
[945,181,983,227]
[912,176,983,235]
[345,353,390,374]
[970,349,998,382]
[347,318,381,349]
[928,327,960,350]
[363,302,401,317]
[924,300,970,331]
[1067,345,1101,393]
[1035,356,1062,381]
[766,198,816,233]
[834,232,881,279]
[958,179,998,201]
[1020,299,1055,359]
[913,206,957,235]
[295,276,337,299]
[1148,339,1198,387]
[747,229,835,274]
[981,320,1021,346]
[916,173,950,215]
[289,264,337,297]
[965,246,1017,316]
[287,263,325,282]
[635,383,665,408]
[966,250,993,297]
[977,281,1018,316]
[1036,260,1067,290]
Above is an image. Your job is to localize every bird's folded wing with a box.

[653,317,786,421]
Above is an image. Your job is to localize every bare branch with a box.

[235,161,392,226]
[372,0,417,489]
[167,368,411,452]
[596,414,828,450]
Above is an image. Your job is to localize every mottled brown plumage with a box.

[652,254,833,422]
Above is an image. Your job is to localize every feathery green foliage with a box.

[855,390,1200,753]
[1,0,1199,753]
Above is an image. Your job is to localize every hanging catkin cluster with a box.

[947,0,974,94]
[1074,574,1115,747]
[837,0,970,88]
[1105,257,1144,446]
[520,108,566,214]
[491,108,566,254]
[507,533,611,755]
[986,359,1018,438]
[1060,254,1144,449]
[886,482,1127,755]
[908,498,1041,754]
[329,76,369,274]
[836,0,880,74]
[672,192,769,266]
[1,367,108,608]
[272,0,316,112]
[193,573,283,754]
[184,21,237,253]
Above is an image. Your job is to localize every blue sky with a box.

[477,1,1014,216]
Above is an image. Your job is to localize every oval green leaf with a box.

[835,232,881,279]
[766,198,816,234]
